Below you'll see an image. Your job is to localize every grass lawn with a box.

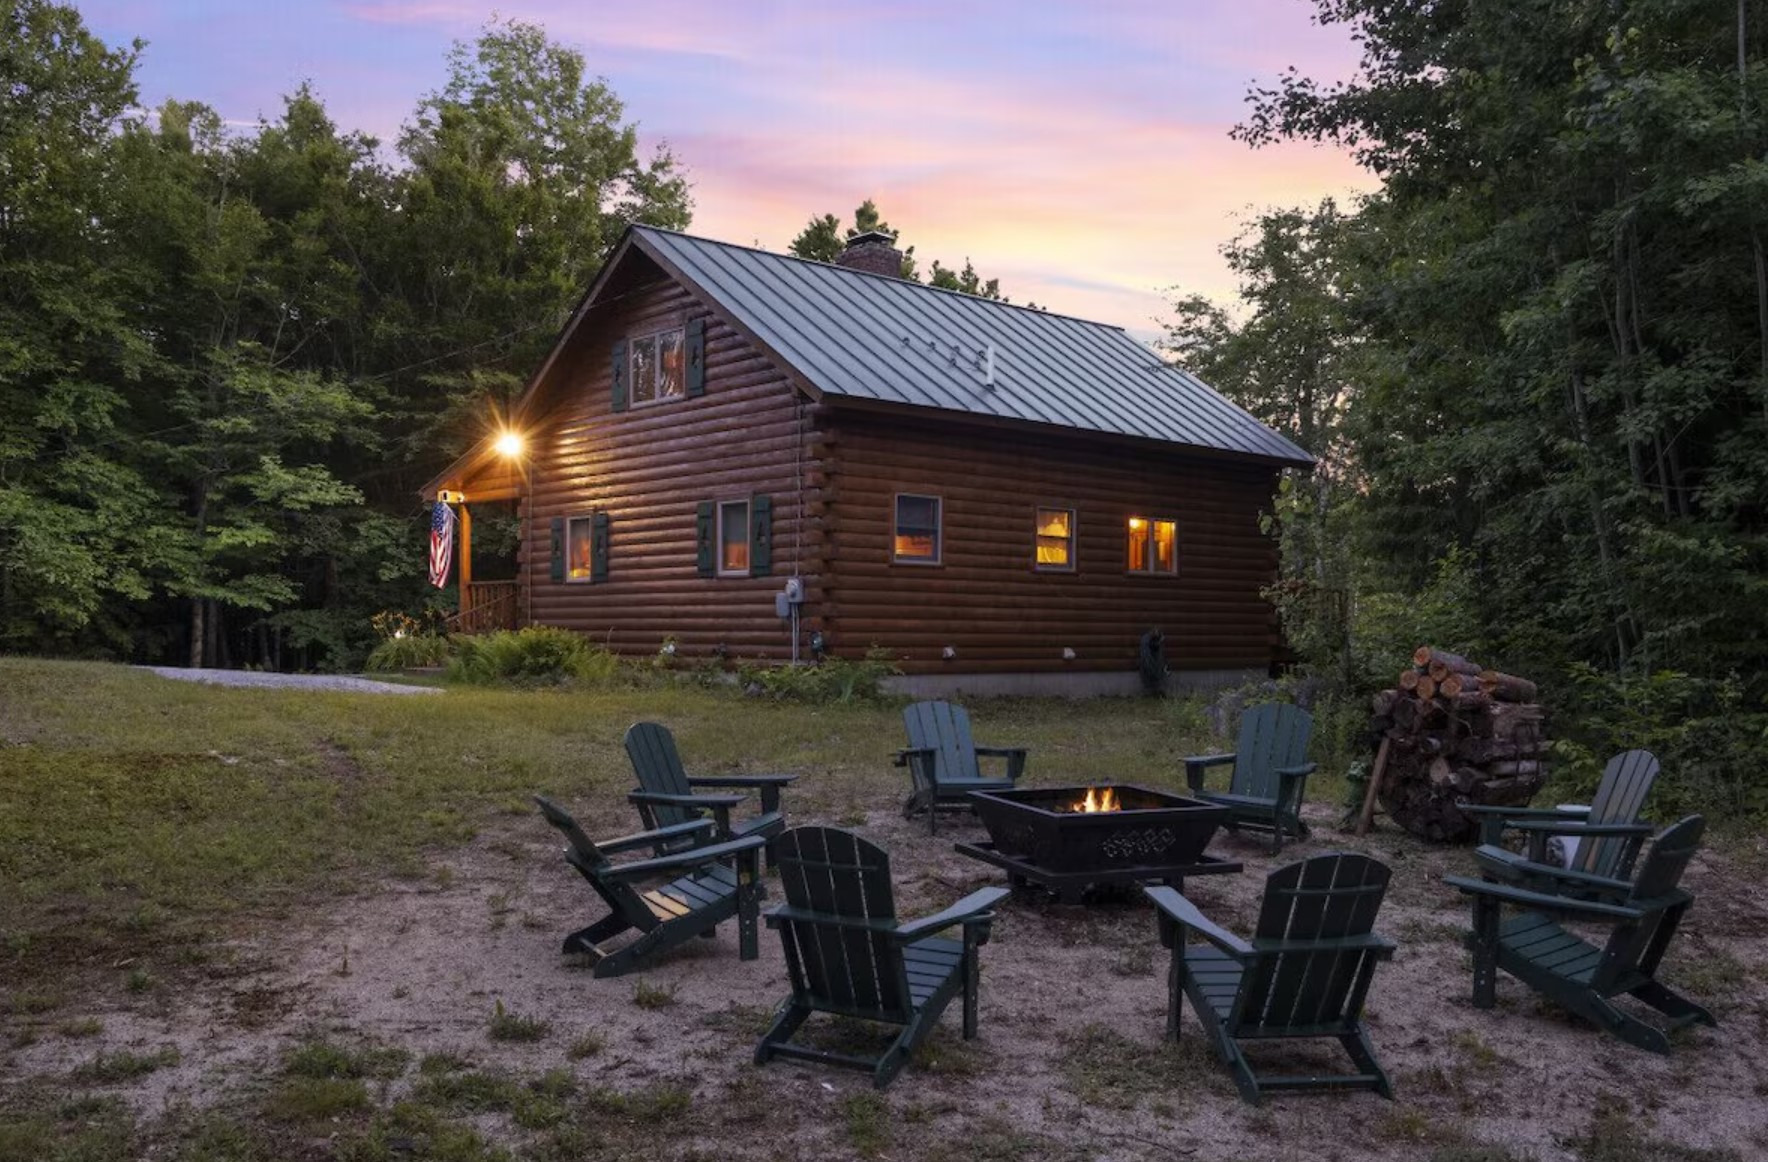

[0,658,1762,1162]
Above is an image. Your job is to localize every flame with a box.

[1073,786,1121,813]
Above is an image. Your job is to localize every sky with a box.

[79,0,1373,340]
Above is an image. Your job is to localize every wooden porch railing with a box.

[449,580,523,635]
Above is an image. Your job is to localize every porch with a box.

[450,579,525,635]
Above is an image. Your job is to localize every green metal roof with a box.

[628,226,1314,468]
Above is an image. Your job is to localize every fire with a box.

[1073,786,1121,813]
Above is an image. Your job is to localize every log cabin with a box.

[421,226,1313,696]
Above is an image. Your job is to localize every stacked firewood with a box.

[1367,647,1548,842]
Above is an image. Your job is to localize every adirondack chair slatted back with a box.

[1238,853,1390,1033]
[532,796,655,932]
[1233,703,1312,802]
[625,722,697,829]
[773,827,911,1021]
[903,702,979,784]
[1574,750,1660,878]
[1592,815,1704,991]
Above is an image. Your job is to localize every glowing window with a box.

[1127,516,1177,575]
[893,495,941,564]
[566,515,594,582]
[1035,507,1075,571]
[717,499,750,575]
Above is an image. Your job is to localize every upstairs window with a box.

[1127,516,1177,575]
[1035,507,1075,571]
[893,494,942,565]
[630,327,685,406]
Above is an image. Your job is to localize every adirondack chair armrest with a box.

[595,818,716,856]
[627,790,749,810]
[603,832,767,881]
[1475,843,1631,889]
[1443,875,1643,921]
[686,774,797,813]
[894,746,936,768]
[1182,753,1237,792]
[1460,802,1590,846]
[973,746,1027,781]
[1275,763,1317,779]
[892,887,1013,943]
[1143,885,1254,959]
[1505,819,1654,838]
[687,774,799,787]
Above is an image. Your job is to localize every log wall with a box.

[461,267,815,661]
[817,410,1283,674]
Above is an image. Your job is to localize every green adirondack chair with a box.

[1466,749,1659,892]
[1183,702,1316,853]
[1446,814,1715,1054]
[895,701,1026,835]
[533,795,765,979]
[755,826,1010,1088]
[624,722,795,859]
[1144,852,1396,1105]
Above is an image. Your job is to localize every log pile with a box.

[1367,648,1548,842]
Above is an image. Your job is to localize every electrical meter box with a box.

[784,577,804,604]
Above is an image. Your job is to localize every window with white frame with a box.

[1126,515,1177,575]
[1034,507,1075,571]
[717,499,750,575]
[893,494,942,564]
[629,327,685,406]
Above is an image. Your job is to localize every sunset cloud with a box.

[81,0,1374,339]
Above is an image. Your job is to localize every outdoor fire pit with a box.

[955,783,1240,902]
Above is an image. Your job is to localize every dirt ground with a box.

[8,793,1767,1161]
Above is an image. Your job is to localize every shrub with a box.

[444,627,618,687]
[738,648,899,704]
[364,633,455,672]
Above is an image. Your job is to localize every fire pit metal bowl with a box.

[955,783,1240,902]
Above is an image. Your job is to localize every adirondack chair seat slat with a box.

[757,826,1008,1088]
[534,795,764,979]
[1146,852,1397,1105]
[1183,702,1315,854]
[897,702,1028,834]
[1449,815,1717,1054]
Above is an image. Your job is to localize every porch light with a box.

[494,430,525,459]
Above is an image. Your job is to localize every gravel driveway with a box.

[141,667,443,695]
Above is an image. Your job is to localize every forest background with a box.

[4,0,1765,814]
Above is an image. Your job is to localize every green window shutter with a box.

[549,517,566,582]
[590,511,610,582]
[750,494,773,577]
[686,316,706,397]
[611,340,628,412]
[695,501,715,577]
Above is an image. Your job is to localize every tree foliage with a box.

[0,4,689,667]
[1194,0,1768,794]
[788,198,1016,301]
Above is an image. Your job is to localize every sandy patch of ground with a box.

[9,796,1768,1161]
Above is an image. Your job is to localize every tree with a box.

[0,0,166,647]
[788,198,1012,300]
[1232,0,1768,781]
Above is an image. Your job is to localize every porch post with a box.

[458,502,473,615]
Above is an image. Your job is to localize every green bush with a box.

[364,634,455,672]
[443,627,618,687]
[738,649,899,704]
[1549,665,1768,822]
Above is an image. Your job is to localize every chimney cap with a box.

[844,228,898,247]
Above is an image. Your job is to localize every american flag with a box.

[429,500,457,589]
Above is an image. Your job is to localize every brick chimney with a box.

[834,229,903,278]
